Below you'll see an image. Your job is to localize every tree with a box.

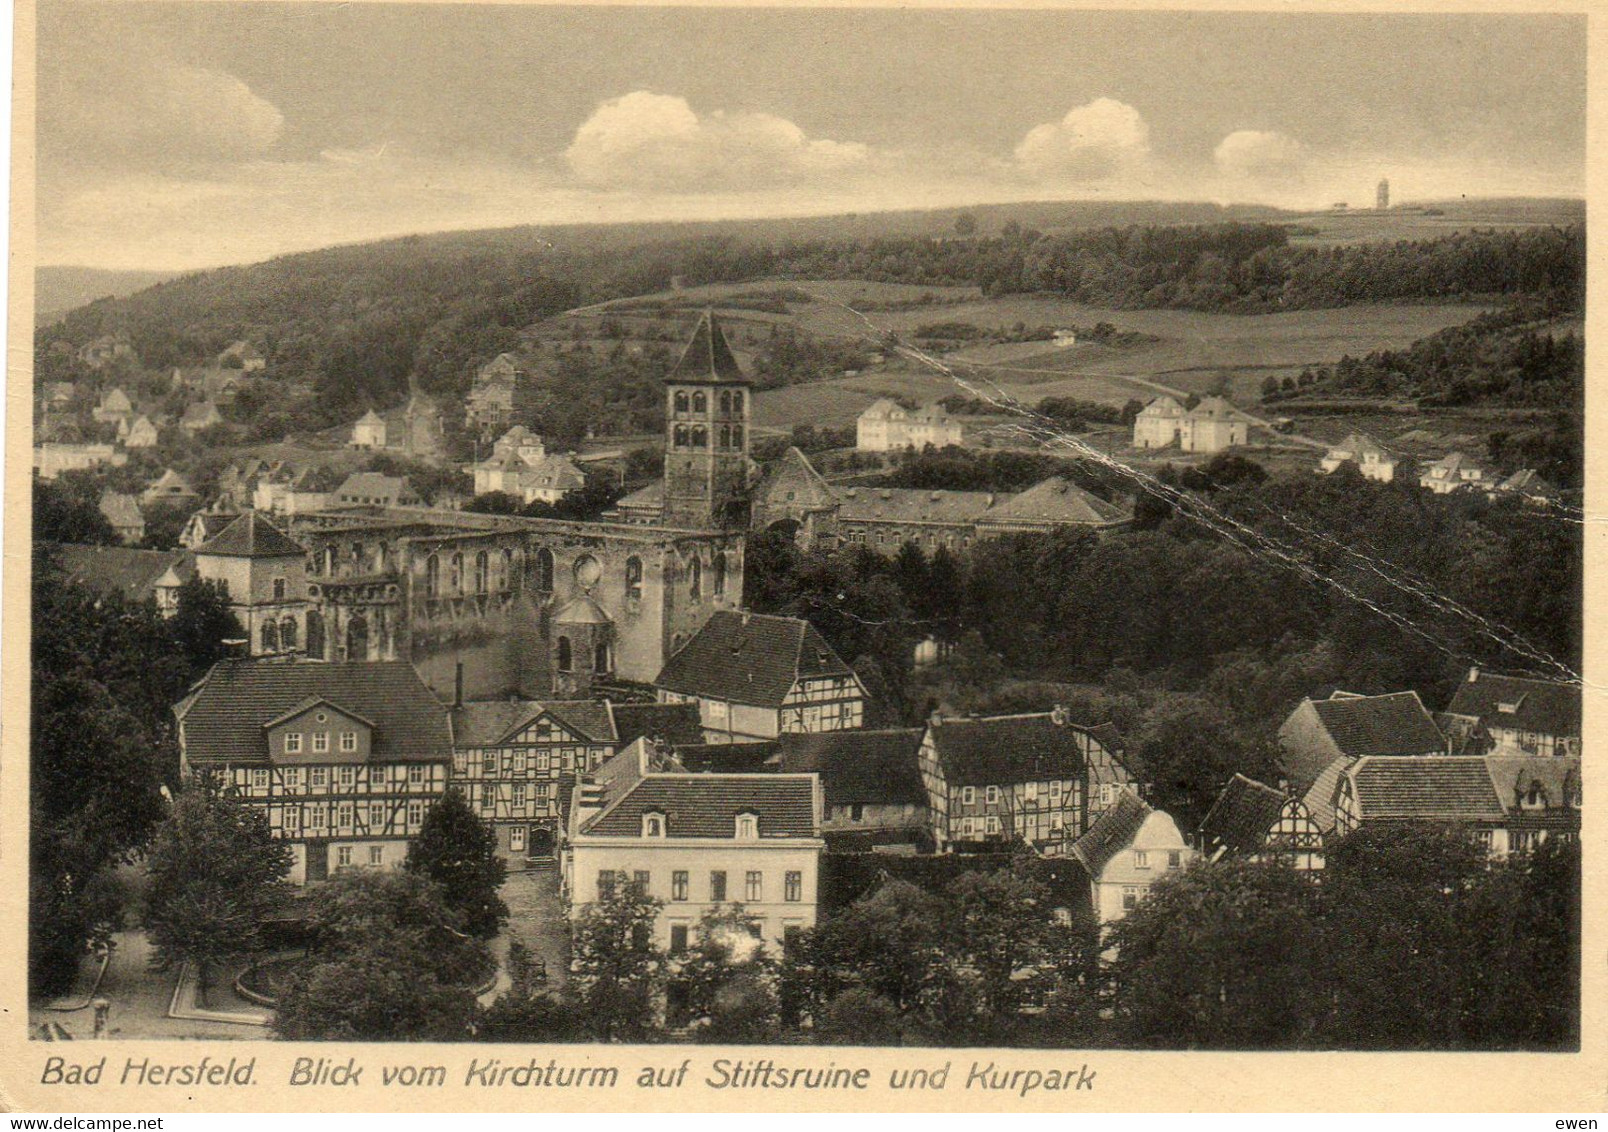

[167,577,244,672]
[814,987,907,1046]
[33,478,115,544]
[808,880,950,1013]
[1131,694,1276,832]
[143,773,294,1003]
[945,862,1078,1021]
[674,905,779,1043]
[1105,857,1325,1048]
[273,870,491,1041]
[478,939,587,1042]
[569,881,665,1042]
[404,789,508,938]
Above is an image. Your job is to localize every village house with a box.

[1070,788,1195,926]
[1277,690,1447,795]
[1419,451,1493,495]
[331,472,423,509]
[1198,773,1325,870]
[915,708,1139,854]
[253,465,340,516]
[1131,396,1187,449]
[139,468,200,510]
[177,500,241,549]
[466,353,536,437]
[1438,668,1581,758]
[747,447,841,550]
[564,736,824,954]
[1318,433,1399,483]
[120,414,161,449]
[192,511,311,656]
[1133,395,1249,453]
[179,400,224,435]
[175,660,453,885]
[78,333,135,370]
[92,387,135,426]
[1488,468,1561,507]
[773,727,929,845]
[350,410,387,450]
[856,399,965,452]
[50,543,194,616]
[98,490,145,545]
[472,431,587,505]
[34,443,127,480]
[653,610,866,742]
[1327,753,1580,857]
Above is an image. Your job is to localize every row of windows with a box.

[843,528,974,551]
[249,763,430,788]
[260,615,300,654]
[1132,849,1184,870]
[454,747,605,777]
[639,812,758,838]
[425,549,516,599]
[955,781,1076,807]
[555,636,611,674]
[479,782,555,812]
[599,868,802,904]
[279,798,428,832]
[283,730,359,755]
[671,423,745,451]
[672,390,744,416]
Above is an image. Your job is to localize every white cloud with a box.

[564,91,870,192]
[1213,130,1308,184]
[1013,98,1150,182]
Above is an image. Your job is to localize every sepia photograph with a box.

[17,0,1588,1077]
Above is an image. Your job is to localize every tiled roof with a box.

[451,700,542,748]
[1494,469,1559,499]
[1486,755,1582,813]
[1071,788,1151,875]
[195,511,307,558]
[1199,774,1288,855]
[1444,671,1580,740]
[654,610,856,709]
[927,712,1100,786]
[775,728,927,808]
[757,448,839,512]
[1347,756,1506,823]
[146,468,196,495]
[675,741,780,774]
[837,486,1000,526]
[1299,756,1354,834]
[98,491,144,528]
[543,700,618,743]
[1139,396,1185,418]
[612,482,663,512]
[667,311,748,385]
[177,660,451,765]
[1327,433,1395,461]
[977,476,1130,527]
[49,543,189,603]
[582,740,816,839]
[1186,395,1247,421]
[1309,692,1445,757]
[611,702,706,748]
[859,398,901,420]
[334,473,418,504]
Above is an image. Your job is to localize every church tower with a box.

[661,311,752,530]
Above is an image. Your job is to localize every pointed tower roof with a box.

[195,510,307,559]
[667,310,749,385]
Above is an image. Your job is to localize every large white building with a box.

[1070,788,1195,926]
[1133,395,1249,453]
[857,399,964,452]
[564,737,824,954]
[1319,433,1399,483]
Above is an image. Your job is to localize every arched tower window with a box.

[690,425,707,448]
[674,391,689,414]
[474,551,488,594]
[673,424,689,448]
[425,554,440,598]
[280,616,298,650]
[450,553,464,594]
[625,556,643,603]
[731,424,744,448]
[536,549,555,591]
[273,577,287,601]
[688,556,702,603]
[261,620,279,653]
[692,391,707,413]
[556,636,572,672]
[347,614,369,660]
[720,391,732,414]
[378,541,390,571]
[594,639,611,674]
[731,390,743,414]
[719,425,731,449]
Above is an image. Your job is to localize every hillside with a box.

[35,266,181,325]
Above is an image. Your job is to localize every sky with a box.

[35,4,1588,272]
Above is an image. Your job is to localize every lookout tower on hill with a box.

[1376,178,1390,211]
[662,311,752,530]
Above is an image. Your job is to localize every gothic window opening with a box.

[674,391,689,414]
[425,554,440,598]
[273,577,286,601]
[536,549,555,592]
[720,391,732,414]
[500,548,514,592]
[594,639,611,673]
[731,391,743,414]
[692,391,707,413]
[306,610,325,659]
[688,556,702,602]
[450,553,464,594]
[690,425,707,448]
[557,636,573,672]
[673,424,689,448]
[474,551,488,595]
[261,620,279,653]
[347,614,369,660]
[731,424,743,448]
[625,556,643,604]
[713,551,727,598]
[281,616,298,651]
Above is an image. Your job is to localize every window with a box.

[369,846,384,867]
[501,548,514,592]
[1122,886,1140,911]
[960,786,975,806]
[849,803,864,823]
[745,871,763,902]
[260,620,279,652]
[1168,850,1182,869]
[556,636,572,672]
[407,800,424,827]
[673,391,689,414]
[1024,782,1038,802]
[597,870,616,900]
[337,846,353,868]
[688,557,701,602]
[720,391,732,414]
[510,826,526,853]
[731,424,743,448]
[785,871,802,902]
[312,731,329,753]
[337,802,354,828]
[481,790,496,815]
[633,870,650,896]
[710,871,727,902]
[692,391,707,413]
[280,616,298,650]
[284,732,302,754]
[594,640,610,674]
[408,764,424,785]
[669,924,689,956]
[985,785,1001,805]
[339,766,355,787]
[310,767,328,788]
[450,553,464,594]
[474,551,488,594]
[625,556,643,603]
[1509,830,1536,854]
[986,815,1001,836]
[284,806,301,833]
[1099,783,1115,806]
[283,767,303,788]
[273,577,286,601]
[252,768,270,789]
[513,750,527,775]
[673,424,688,448]
[307,803,326,830]
[735,812,758,839]
[713,552,727,598]
[672,871,688,901]
[425,554,440,598]
[483,752,497,775]
[1133,850,1150,869]
[536,549,555,591]
[690,425,707,448]
[643,813,665,837]
[508,783,525,810]
[731,391,743,414]
[370,802,387,829]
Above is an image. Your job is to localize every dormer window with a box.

[643,812,666,838]
[1497,699,1523,715]
[735,812,759,840]
[1522,781,1547,810]
[284,732,302,754]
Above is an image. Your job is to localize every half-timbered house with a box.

[174,660,453,884]
[1198,773,1325,870]
[1070,788,1195,926]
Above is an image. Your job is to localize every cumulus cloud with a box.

[564,91,870,192]
[1213,130,1308,184]
[1013,98,1150,181]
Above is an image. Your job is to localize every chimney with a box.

[454,660,464,709]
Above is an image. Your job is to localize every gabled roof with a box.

[541,700,618,744]
[654,610,856,709]
[98,491,144,528]
[195,511,306,558]
[334,472,418,504]
[1199,774,1288,855]
[836,486,1000,526]
[1421,451,1484,477]
[859,398,902,421]
[355,409,385,426]
[49,543,189,603]
[579,740,816,839]
[978,476,1130,527]
[145,468,197,495]
[1185,396,1247,422]
[1345,756,1506,823]
[1308,691,1445,758]
[666,311,749,385]
[1327,432,1395,461]
[176,660,451,765]
[262,696,377,731]
[1494,468,1559,499]
[775,728,927,808]
[610,701,706,748]
[1300,755,1354,834]
[1138,396,1185,417]
[1071,788,1152,875]
[1486,755,1581,813]
[926,711,1108,786]
[675,741,781,774]
[612,481,664,512]
[757,448,839,512]
[451,699,618,749]
[1444,670,1580,739]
